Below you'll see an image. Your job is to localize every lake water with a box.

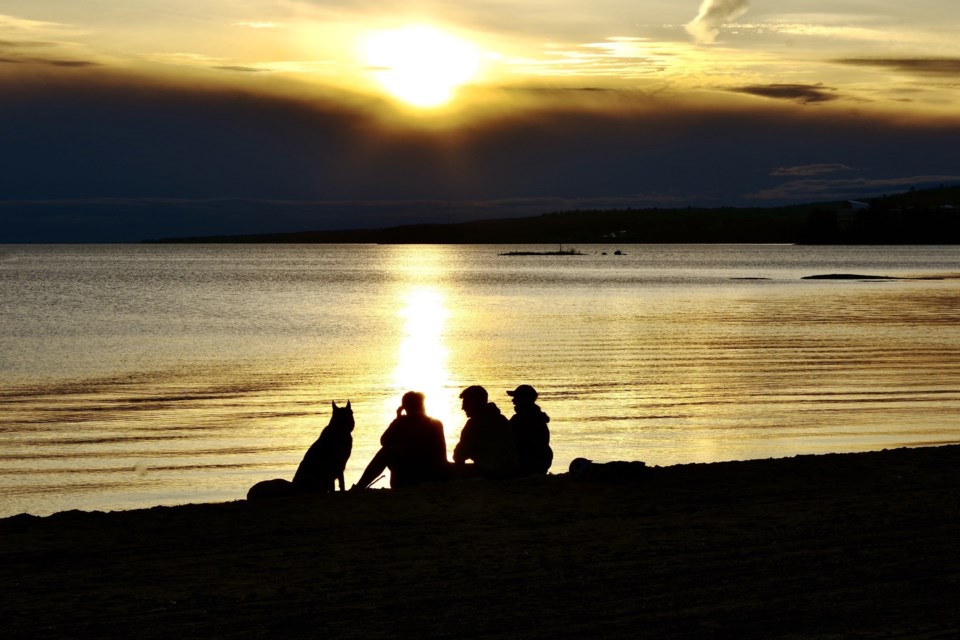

[2,243,960,517]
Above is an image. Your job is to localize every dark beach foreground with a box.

[3,446,960,639]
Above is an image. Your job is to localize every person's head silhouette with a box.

[507,384,538,408]
[459,385,488,417]
[401,391,426,416]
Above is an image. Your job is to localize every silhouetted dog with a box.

[247,401,355,500]
[292,400,355,492]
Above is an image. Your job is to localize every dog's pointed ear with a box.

[332,400,338,410]
[346,399,351,410]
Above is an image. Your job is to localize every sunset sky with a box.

[2,0,960,241]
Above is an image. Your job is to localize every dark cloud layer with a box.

[213,65,265,73]
[746,175,960,202]
[2,69,960,241]
[728,83,838,104]
[770,164,855,177]
[0,39,100,68]
[0,56,99,67]
[0,39,54,48]
[835,58,960,77]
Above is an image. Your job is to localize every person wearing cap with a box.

[452,385,518,480]
[353,391,449,489]
[507,384,553,475]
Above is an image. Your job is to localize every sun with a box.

[360,25,480,108]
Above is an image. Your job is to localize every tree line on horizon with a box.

[144,185,960,245]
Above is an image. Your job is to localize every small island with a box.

[499,245,584,256]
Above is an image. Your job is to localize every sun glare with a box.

[361,25,480,108]
[392,287,457,428]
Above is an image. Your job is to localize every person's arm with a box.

[353,448,388,490]
[433,419,449,463]
[453,421,473,464]
[381,413,402,446]
[535,419,551,445]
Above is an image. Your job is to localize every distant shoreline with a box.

[139,185,960,245]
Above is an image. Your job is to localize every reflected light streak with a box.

[389,287,459,440]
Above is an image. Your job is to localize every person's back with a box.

[353,391,449,490]
[511,403,552,475]
[507,385,553,475]
[381,411,448,487]
[454,393,518,480]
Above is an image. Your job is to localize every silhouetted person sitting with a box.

[507,384,553,475]
[453,385,518,480]
[354,391,448,489]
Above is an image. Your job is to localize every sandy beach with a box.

[3,445,959,639]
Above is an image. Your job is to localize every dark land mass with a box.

[144,185,960,244]
[802,274,898,280]
[498,248,584,256]
[3,445,960,639]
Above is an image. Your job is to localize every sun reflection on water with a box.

[388,287,461,441]
[381,245,463,441]
[395,288,448,387]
